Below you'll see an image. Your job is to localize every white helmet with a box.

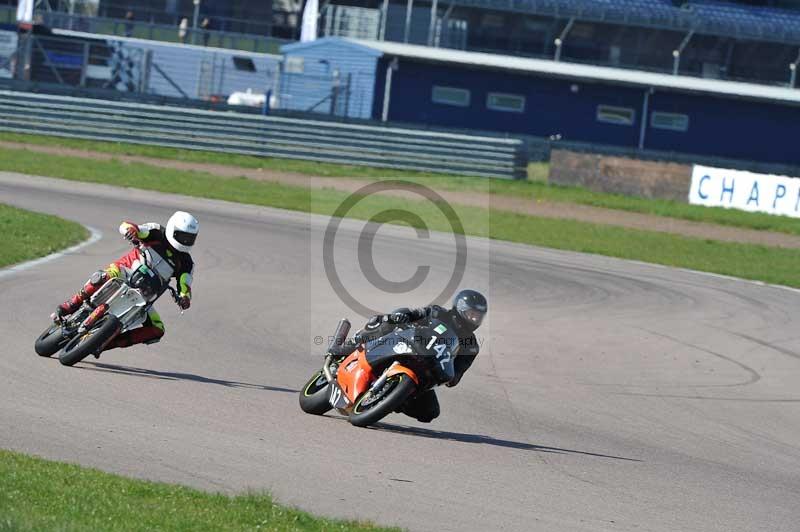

[166,211,199,253]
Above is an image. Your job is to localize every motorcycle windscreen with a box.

[365,323,458,381]
[364,330,415,371]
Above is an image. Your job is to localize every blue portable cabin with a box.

[280,37,800,166]
[279,38,382,119]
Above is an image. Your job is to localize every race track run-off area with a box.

[2,172,800,532]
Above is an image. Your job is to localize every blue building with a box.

[280,37,800,166]
[279,39,382,119]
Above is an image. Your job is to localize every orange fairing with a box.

[336,347,374,403]
[386,364,419,385]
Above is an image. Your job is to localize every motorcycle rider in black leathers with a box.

[329,289,487,423]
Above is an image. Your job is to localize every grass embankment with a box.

[2,146,800,287]
[0,450,393,531]
[0,204,88,268]
[3,132,799,236]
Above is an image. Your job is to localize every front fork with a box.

[322,354,335,383]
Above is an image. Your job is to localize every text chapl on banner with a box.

[689,165,800,218]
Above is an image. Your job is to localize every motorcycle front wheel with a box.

[59,315,120,367]
[349,374,416,428]
[299,370,333,415]
[34,323,69,357]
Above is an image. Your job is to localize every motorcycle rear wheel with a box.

[299,370,333,415]
[34,323,68,357]
[59,315,120,367]
[349,374,416,428]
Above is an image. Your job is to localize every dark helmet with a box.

[452,289,487,329]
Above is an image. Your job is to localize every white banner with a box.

[16,0,34,23]
[300,0,319,42]
[689,165,800,218]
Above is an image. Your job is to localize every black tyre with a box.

[59,315,120,367]
[349,374,417,428]
[34,323,69,358]
[299,370,333,415]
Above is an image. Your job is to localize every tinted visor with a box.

[461,308,485,326]
[173,230,197,247]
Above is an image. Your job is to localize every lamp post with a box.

[672,30,694,75]
[790,48,800,88]
[553,17,574,62]
[672,49,680,75]
[192,0,200,45]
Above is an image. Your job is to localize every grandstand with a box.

[326,0,800,85]
[6,1,800,85]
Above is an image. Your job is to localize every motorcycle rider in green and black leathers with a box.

[328,289,487,423]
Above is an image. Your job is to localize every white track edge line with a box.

[0,226,102,280]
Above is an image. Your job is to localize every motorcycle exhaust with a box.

[330,318,351,350]
[323,354,335,383]
[323,319,351,384]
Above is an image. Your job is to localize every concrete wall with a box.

[549,149,692,202]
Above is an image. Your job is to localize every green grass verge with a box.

[0,449,394,531]
[2,132,799,236]
[0,204,88,269]
[0,131,515,181]
[3,146,800,287]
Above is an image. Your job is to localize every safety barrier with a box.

[0,91,528,179]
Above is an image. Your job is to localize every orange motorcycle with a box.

[299,318,459,427]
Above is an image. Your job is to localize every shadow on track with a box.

[79,361,299,393]
[370,423,642,462]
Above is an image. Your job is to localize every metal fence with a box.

[0,90,527,179]
[0,6,291,54]
[37,10,289,55]
[2,31,281,103]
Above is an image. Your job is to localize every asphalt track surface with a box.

[2,172,800,532]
